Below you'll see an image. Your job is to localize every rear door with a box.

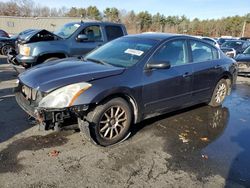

[104,25,125,42]
[142,39,194,115]
[189,39,222,102]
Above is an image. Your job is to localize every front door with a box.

[70,25,104,56]
[142,39,193,115]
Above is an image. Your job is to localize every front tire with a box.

[209,79,229,107]
[86,98,132,146]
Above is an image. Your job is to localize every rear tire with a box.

[85,97,132,146]
[208,79,229,107]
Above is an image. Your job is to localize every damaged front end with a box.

[18,29,62,44]
[7,29,62,72]
[14,82,93,138]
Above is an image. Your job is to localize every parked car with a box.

[0,29,9,38]
[8,21,127,73]
[0,29,37,56]
[201,37,220,48]
[220,40,250,58]
[15,33,238,146]
[240,37,250,41]
[0,37,15,55]
[235,46,250,76]
[217,38,227,46]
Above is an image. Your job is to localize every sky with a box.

[3,0,250,20]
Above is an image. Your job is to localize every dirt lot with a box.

[1,56,250,188]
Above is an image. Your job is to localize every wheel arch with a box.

[36,52,68,64]
[93,92,139,124]
[217,72,233,95]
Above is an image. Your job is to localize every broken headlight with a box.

[38,83,92,109]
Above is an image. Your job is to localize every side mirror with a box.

[146,61,171,70]
[76,34,88,42]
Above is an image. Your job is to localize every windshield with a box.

[84,37,158,68]
[54,23,81,39]
[221,41,244,48]
[244,46,250,54]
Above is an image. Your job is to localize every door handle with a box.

[182,72,192,78]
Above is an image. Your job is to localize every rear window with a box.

[105,26,124,41]
[190,40,219,62]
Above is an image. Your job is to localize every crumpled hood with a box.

[18,29,61,44]
[235,53,250,62]
[19,58,125,92]
[0,36,16,42]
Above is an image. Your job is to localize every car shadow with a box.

[130,103,210,137]
[0,92,32,143]
[0,57,17,82]
[0,57,31,143]
[129,104,230,180]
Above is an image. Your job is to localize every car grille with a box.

[16,92,36,117]
[21,85,38,101]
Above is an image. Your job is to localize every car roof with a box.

[124,32,192,41]
[202,37,215,40]
[65,21,124,26]
[225,39,247,43]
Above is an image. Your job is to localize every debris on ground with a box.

[48,150,60,157]
[201,154,209,160]
[200,137,209,142]
[179,133,189,143]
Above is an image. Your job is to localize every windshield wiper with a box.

[85,58,109,66]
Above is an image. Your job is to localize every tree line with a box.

[0,0,249,37]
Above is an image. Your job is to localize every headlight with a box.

[19,45,30,56]
[38,83,92,109]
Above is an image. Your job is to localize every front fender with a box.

[74,86,137,106]
[73,85,141,123]
[30,41,69,57]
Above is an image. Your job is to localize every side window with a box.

[105,26,124,41]
[212,47,219,59]
[80,25,103,41]
[190,40,218,62]
[151,40,188,66]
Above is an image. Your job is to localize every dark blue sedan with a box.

[15,33,238,146]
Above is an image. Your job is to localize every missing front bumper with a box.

[15,92,88,130]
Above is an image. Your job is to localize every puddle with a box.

[145,105,229,180]
[0,131,72,173]
[137,84,250,186]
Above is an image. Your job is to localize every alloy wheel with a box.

[99,106,127,139]
[215,83,227,104]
